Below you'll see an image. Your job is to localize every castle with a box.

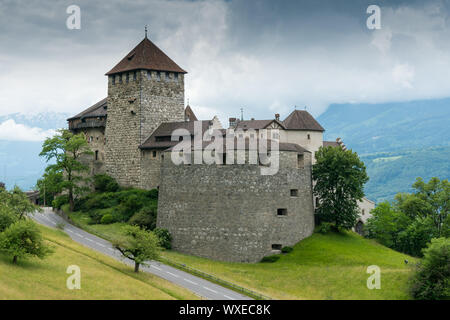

[68,36,374,262]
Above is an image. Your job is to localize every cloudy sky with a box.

[1,0,450,129]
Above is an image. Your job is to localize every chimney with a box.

[275,113,280,121]
[229,117,237,128]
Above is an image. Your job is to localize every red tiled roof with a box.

[105,37,187,75]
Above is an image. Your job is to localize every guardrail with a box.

[159,257,272,300]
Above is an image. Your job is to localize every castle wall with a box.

[105,70,184,188]
[157,150,315,262]
[140,149,163,190]
[76,127,106,177]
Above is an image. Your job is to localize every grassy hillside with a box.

[0,224,198,300]
[162,231,417,300]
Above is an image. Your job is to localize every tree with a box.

[0,220,52,264]
[39,129,93,211]
[112,225,160,272]
[313,146,369,230]
[0,207,17,232]
[36,169,64,206]
[0,186,40,220]
[410,237,450,300]
[411,177,449,237]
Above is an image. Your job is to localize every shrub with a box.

[410,237,450,300]
[93,174,119,193]
[148,188,158,200]
[52,195,69,210]
[281,246,293,254]
[154,228,172,250]
[261,255,280,263]
[0,208,17,232]
[129,206,157,230]
[317,222,333,234]
[100,213,114,225]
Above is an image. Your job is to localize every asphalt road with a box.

[31,208,252,300]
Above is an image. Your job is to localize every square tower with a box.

[104,37,186,187]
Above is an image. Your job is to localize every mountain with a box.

[0,112,70,190]
[318,98,450,202]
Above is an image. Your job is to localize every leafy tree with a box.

[93,174,119,193]
[411,177,449,236]
[0,220,53,264]
[0,207,17,232]
[154,228,172,250]
[39,129,93,211]
[313,146,369,230]
[36,169,64,206]
[365,201,410,248]
[410,237,450,300]
[112,225,160,272]
[0,186,40,220]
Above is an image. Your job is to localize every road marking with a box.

[184,279,198,286]
[224,295,235,300]
[85,238,95,243]
[166,271,179,278]
[151,265,162,271]
[108,248,114,251]
[96,242,106,247]
[75,233,84,238]
[203,286,218,294]
[66,230,74,233]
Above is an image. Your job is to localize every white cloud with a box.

[0,119,56,141]
[392,64,415,88]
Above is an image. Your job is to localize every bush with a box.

[52,195,69,210]
[93,174,119,193]
[261,255,280,263]
[148,189,158,200]
[410,238,450,300]
[281,246,293,254]
[317,222,333,234]
[0,208,17,232]
[154,228,172,250]
[129,206,157,230]
[100,214,114,225]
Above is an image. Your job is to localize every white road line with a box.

[184,279,198,286]
[108,248,114,251]
[224,295,235,300]
[75,233,84,238]
[203,287,218,294]
[96,242,106,247]
[66,229,74,233]
[85,238,95,243]
[151,265,162,271]
[166,271,179,278]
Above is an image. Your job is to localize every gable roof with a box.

[323,140,340,148]
[67,98,107,121]
[235,119,286,130]
[139,120,213,150]
[283,110,325,132]
[105,37,187,75]
[185,105,198,121]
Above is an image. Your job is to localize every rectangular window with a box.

[152,151,157,158]
[133,71,137,81]
[147,71,152,80]
[297,154,304,168]
[126,73,129,83]
[165,72,170,81]
[156,72,161,81]
[307,134,311,140]
[174,73,178,82]
[272,244,282,250]
[119,74,122,84]
[290,189,299,197]
[111,75,115,85]
[277,208,287,216]
[95,150,98,161]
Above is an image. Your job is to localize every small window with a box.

[152,151,157,158]
[111,76,115,85]
[133,71,137,81]
[119,74,123,84]
[272,244,282,250]
[272,132,279,139]
[166,73,170,81]
[156,72,161,81]
[89,136,93,143]
[147,71,152,80]
[95,150,99,161]
[307,134,311,140]
[297,154,304,168]
[277,208,287,216]
[126,73,129,83]
[161,154,165,160]
[174,73,178,82]
[362,209,365,216]
[290,189,299,197]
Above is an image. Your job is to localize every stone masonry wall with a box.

[105,70,184,188]
[157,150,315,262]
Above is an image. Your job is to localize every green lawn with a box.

[68,210,417,300]
[0,224,198,300]
[162,231,417,300]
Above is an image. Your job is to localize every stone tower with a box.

[104,36,186,187]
